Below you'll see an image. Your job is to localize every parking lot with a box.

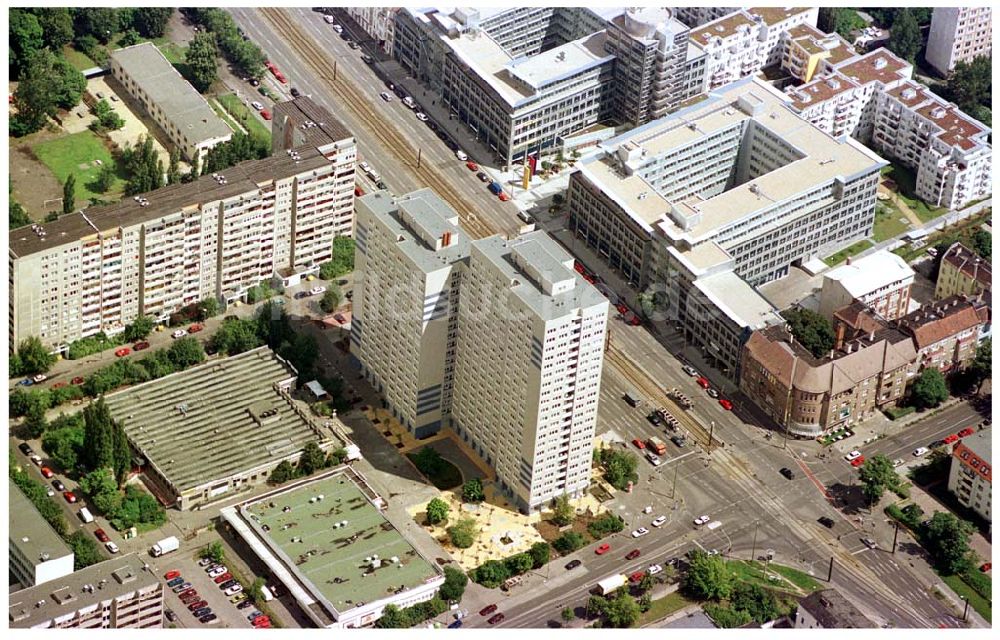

[159,549,259,629]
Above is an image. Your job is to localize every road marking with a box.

[852,547,871,555]
[795,458,830,499]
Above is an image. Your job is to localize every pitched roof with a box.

[798,589,875,628]
[897,296,983,349]
[941,242,992,290]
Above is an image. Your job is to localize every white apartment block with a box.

[926,7,992,76]
[9,480,75,590]
[9,554,163,629]
[110,43,231,164]
[568,76,884,377]
[351,189,468,439]
[345,6,398,55]
[452,232,608,512]
[782,23,857,83]
[10,98,355,352]
[673,7,737,28]
[818,251,915,321]
[948,429,992,522]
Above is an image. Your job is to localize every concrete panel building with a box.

[9,554,163,629]
[344,7,399,54]
[351,189,469,438]
[925,7,992,76]
[948,429,992,522]
[103,347,343,511]
[818,251,914,321]
[221,468,443,628]
[110,42,231,163]
[9,98,355,352]
[9,480,75,590]
[936,242,992,300]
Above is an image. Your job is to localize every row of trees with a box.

[183,8,267,79]
[268,442,349,484]
[201,132,271,175]
[468,542,551,588]
[11,48,86,137]
[375,567,468,628]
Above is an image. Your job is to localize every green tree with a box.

[636,572,655,594]
[375,604,412,628]
[782,307,835,359]
[16,335,57,375]
[123,315,154,342]
[10,9,44,79]
[200,541,225,564]
[504,552,534,576]
[439,565,468,601]
[730,583,782,624]
[123,135,164,196]
[947,57,991,112]
[320,237,357,279]
[94,163,116,193]
[62,174,76,214]
[604,592,640,628]
[887,9,921,62]
[81,398,119,474]
[67,531,103,569]
[73,7,121,43]
[167,336,205,368]
[117,28,141,47]
[447,516,478,549]
[587,595,608,618]
[552,492,575,526]
[33,8,75,51]
[858,454,902,505]
[198,297,220,319]
[91,99,125,132]
[185,32,219,93]
[167,148,181,185]
[42,417,86,474]
[21,403,49,439]
[705,603,753,628]
[53,55,87,110]
[131,8,173,37]
[298,441,327,476]
[470,559,510,588]
[562,607,575,622]
[971,230,991,261]
[461,478,485,503]
[553,531,587,554]
[684,550,733,600]
[269,460,297,484]
[923,512,975,574]
[599,449,638,490]
[10,198,32,230]
[968,338,991,385]
[528,541,551,568]
[78,467,120,514]
[425,497,450,525]
[319,286,342,313]
[211,318,263,355]
[818,7,865,40]
[910,368,948,409]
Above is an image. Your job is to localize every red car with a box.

[213,572,233,584]
[719,399,733,411]
[696,377,710,389]
[188,324,204,334]
[488,613,505,625]
[41,467,54,479]
[71,376,85,385]
[629,571,646,583]
[632,438,646,450]
[188,600,208,612]
[252,616,271,628]
[94,528,109,543]
[626,549,641,560]
[133,341,150,351]
[615,303,628,314]
[179,589,197,600]
[164,570,181,580]
[850,456,866,468]
[63,491,78,503]
[52,381,67,389]
[354,186,365,197]
[466,161,478,171]
[498,191,510,201]
[261,109,272,120]
[628,316,641,326]
[981,563,991,572]
[942,434,959,444]
[958,428,975,438]
[595,543,611,555]
[479,604,498,616]
[115,347,131,357]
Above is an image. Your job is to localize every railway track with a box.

[259,8,496,240]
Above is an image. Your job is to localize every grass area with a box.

[406,450,463,490]
[726,560,812,595]
[217,93,271,142]
[768,564,822,592]
[210,99,243,135]
[823,239,874,267]
[634,591,695,627]
[61,45,97,71]
[882,163,944,223]
[893,209,993,262]
[873,202,912,242]
[32,131,122,206]
[156,41,188,66]
[941,573,991,623]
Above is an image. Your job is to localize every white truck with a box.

[596,574,628,596]
[150,536,179,557]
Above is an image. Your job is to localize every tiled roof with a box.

[897,296,983,349]
[941,242,992,289]
[798,589,875,628]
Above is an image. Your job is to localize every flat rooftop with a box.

[272,95,353,148]
[104,347,330,495]
[835,48,911,87]
[823,250,915,296]
[581,76,887,243]
[111,42,230,143]
[9,554,159,628]
[237,470,439,616]
[9,479,73,569]
[748,6,814,25]
[787,73,861,110]
[690,11,755,46]
[693,270,783,330]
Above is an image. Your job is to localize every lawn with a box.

[726,560,813,595]
[873,202,912,242]
[941,573,991,623]
[768,564,822,592]
[217,93,272,143]
[882,164,944,223]
[893,209,993,263]
[156,41,188,66]
[823,239,874,267]
[210,100,242,135]
[61,45,96,71]
[634,591,695,627]
[32,131,122,206]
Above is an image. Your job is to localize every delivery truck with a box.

[595,574,628,596]
[150,536,179,557]
[647,436,668,456]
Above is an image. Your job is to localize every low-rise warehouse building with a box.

[221,468,444,628]
[103,347,344,511]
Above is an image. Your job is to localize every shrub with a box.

[425,497,450,525]
[704,603,752,628]
[447,517,478,548]
[439,565,468,601]
[587,512,625,538]
[884,405,916,420]
[471,559,511,588]
[461,478,485,503]
[529,541,551,568]
[504,552,534,576]
[553,531,587,555]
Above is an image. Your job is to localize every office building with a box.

[452,231,608,512]
[795,589,875,628]
[102,347,343,511]
[221,468,443,628]
[345,7,399,54]
[9,97,355,352]
[9,480,75,590]
[948,429,992,522]
[351,189,469,438]
[925,7,992,76]
[818,251,914,321]
[567,76,884,376]
[9,554,163,629]
[936,242,992,300]
[110,43,231,163]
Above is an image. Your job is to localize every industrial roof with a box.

[223,470,441,622]
[9,554,160,628]
[111,42,230,143]
[823,251,915,298]
[9,479,73,572]
[103,347,332,495]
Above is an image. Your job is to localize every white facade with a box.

[9,481,75,589]
[345,6,398,54]
[925,7,992,76]
[351,189,468,438]
[948,430,992,523]
[819,251,915,321]
[452,232,609,512]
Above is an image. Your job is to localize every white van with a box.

[706,520,722,531]
[78,508,95,524]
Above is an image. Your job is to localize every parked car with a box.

[198,558,213,567]
[479,604,498,616]
[188,324,204,334]
[862,537,878,549]
[844,450,862,462]
[237,600,255,610]
[957,427,975,438]
[912,447,929,457]
[310,286,327,296]
[94,528,110,543]
[892,458,905,467]
[71,376,85,385]
[172,329,188,339]
[380,91,392,102]
[719,399,733,411]
[415,112,428,121]
[942,434,959,444]
[219,580,238,590]
[651,515,667,527]
[106,541,120,554]
[631,527,649,538]
[818,516,835,528]
[670,435,686,447]
[224,585,244,596]
[213,573,233,584]
[850,456,866,468]
[172,582,192,593]
[179,588,197,599]
[696,376,710,389]
[477,171,490,182]
[188,600,209,612]
[290,87,301,98]
[32,373,48,383]
[41,467,54,479]
[207,566,228,578]
[779,467,795,480]
[167,577,185,588]
[164,570,181,580]
[200,614,218,624]
[18,442,32,455]
[165,610,178,622]
[133,341,150,351]
[498,191,510,201]
[466,161,478,171]
[115,347,131,357]
[632,438,646,450]
[706,388,719,398]
[682,365,698,376]
[693,515,710,526]
[488,613,505,625]
[260,109,272,121]
[565,559,581,570]
[193,607,211,618]
[455,150,468,161]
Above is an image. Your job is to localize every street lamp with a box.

[960,595,969,622]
